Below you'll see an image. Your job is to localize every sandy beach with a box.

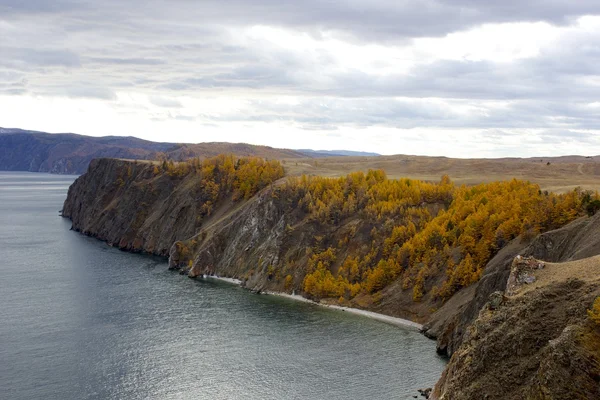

[199,275,422,330]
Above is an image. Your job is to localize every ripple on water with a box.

[0,172,446,400]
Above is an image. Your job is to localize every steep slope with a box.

[431,256,600,400]
[62,156,286,256]
[63,158,594,325]
[423,212,600,357]
[63,158,458,321]
[62,158,209,255]
[63,158,428,318]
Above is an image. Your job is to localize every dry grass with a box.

[282,154,600,193]
[518,255,600,296]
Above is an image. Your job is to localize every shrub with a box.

[588,297,600,325]
[586,200,600,216]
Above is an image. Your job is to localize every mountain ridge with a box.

[0,128,307,174]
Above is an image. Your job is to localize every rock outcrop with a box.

[62,158,210,255]
[423,212,600,357]
[430,256,600,400]
[62,158,444,321]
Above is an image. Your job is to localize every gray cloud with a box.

[87,57,166,66]
[0,47,81,68]
[4,0,599,41]
[1,0,599,137]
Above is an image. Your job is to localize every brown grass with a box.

[282,154,600,193]
[518,255,600,296]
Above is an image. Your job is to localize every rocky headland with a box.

[62,157,600,399]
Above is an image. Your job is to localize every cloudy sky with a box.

[1,1,600,157]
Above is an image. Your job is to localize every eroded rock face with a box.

[62,158,440,321]
[431,276,600,400]
[62,158,207,256]
[423,212,600,358]
[505,256,545,296]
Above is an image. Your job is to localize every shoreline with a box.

[201,275,243,285]
[200,275,422,330]
[267,292,423,330]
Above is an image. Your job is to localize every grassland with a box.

[282,154,600,193]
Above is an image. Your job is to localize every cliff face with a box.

[423,212,600,358]
[63,158,211,255]
[431,256,600,400]
[63,158,437,321]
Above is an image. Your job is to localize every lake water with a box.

[0,171,446,400]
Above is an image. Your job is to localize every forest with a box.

[274,170,597,303]
[159,155,597,306]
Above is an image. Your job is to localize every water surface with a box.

[0,171,446,399]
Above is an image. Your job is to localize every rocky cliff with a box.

[423,212,600,358]
[430,255,600,400]
[63,158,211,255]
[63,157,600,399]
[63,157,442,321]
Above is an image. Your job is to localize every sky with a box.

[1,1,600,157]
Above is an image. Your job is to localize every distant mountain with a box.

[0,128,306,174]
[297,149,380,158]
[169,142,304,161]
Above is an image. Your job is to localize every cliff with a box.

[423,212,600,357]
[63,157,600,399]
[63,158,210,255]
[430,255,600,399]
[62,157,447,321]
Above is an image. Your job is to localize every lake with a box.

[0,171,446,399]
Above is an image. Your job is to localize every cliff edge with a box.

[430,255,600,399]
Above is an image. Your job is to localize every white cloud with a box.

[1,2,600,156]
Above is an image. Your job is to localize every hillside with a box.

[284,154,600,194]
[62,157,596,319]
[0,128,305,174]
[423,211,600,356]
[431,255,600,400]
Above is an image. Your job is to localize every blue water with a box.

[0,171,446,399]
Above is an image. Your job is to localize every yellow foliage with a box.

[588,297,600,325]
[169,160,587,305]
[400,180,586,299]
[284,274,293,291]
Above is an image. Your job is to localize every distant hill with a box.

[170,142,304,161]
[0,128,306,174]
[284,153,600,194]
[297,149,380,158]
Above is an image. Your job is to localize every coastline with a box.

[200,275,422,330]
[201,275,243,285]
[268,292,423,330]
